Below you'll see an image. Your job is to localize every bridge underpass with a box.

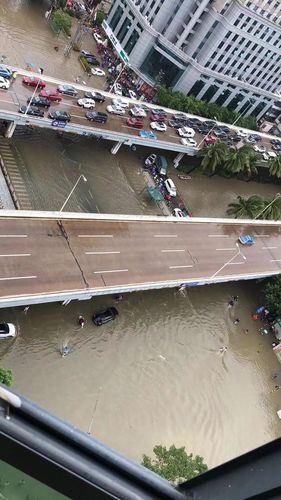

[0,210,280,308]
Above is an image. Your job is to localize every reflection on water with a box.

[1,281,280,468]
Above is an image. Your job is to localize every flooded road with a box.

[0,0,281,472]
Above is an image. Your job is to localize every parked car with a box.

[151,113,166,123]
[22,76,46,88]
[112,97,129,108]
[85,111,108,123]
[112,83,123,96]
[85,56,100,66]
[0,322,16,339]
[130,106,146,117]
[48,110,71,121]
[127,117,144,129]
[27,96,50,108]
[239,235,255,246]
[77,98,95,109]
[262,151,277,160]
[106,104,125,115]
[253,144,266,153]
[0,76,10,89]
[93,32,103,44]
[172,208,186,218]
[164,178,177,197]
[0,66,12,79]
[84,91,105,103]
[204,134,218,145]
[139,130,157,140]
[235,129,248,138]
[39,89,62,102]
[169,120,185,128]
[249,134,261,141]
[177,127,195,138]
[128,89,137,99]
[91,67,105,76]
[57,85,78,96]
[18,105,44,117]
[150,121,167,132]
[92,307,118,326]
[151,108,166,115]
[180,138,197,147]
[81,50,96,58]
[173,113,187,121]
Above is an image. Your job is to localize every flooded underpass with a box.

[0,0,280,473]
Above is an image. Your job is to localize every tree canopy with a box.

[52,9,72,35]
[0,368,13,387]
[226,194,265,219]
[199,142,228,174]
[264,276,281,316]
[141,445,208,484]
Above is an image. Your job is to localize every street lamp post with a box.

[210,242,246,280]
[24,74,43,117]
[59,175,87,212]
[253,193,281,220]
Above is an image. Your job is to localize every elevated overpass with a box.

[0,210,280,308]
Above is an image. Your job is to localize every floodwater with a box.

[0,0,281,472]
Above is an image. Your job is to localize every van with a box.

[164,178,177,197]
[155,155,168,176]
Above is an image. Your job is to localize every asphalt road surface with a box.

[1,216,281,300]
[0,73,276,153]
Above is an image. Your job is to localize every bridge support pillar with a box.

[173,152,185,168]
[111,141,123,155]
[5,121,16,139]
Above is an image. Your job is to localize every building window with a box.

[109,6,123,31]
[188,79,205,98]
[124,29,140,55]
[116,18,132,43]
[140,47,185,87]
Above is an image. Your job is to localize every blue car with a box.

[239,235,256,246]
[139,129,158,140]
[0,65,12,79]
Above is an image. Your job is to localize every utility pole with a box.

[64,13,92,57]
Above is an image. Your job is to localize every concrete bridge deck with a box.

[0,211,280,308]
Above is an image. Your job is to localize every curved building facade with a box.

[106,0,281,120]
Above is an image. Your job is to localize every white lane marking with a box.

[154,234,178,238]
[216,248,236,251]
[262,246,278,249]
[161,249,185,253]
[78,234,113,238]
[169,265,193,269]
[0,234,27,238]
[228,262,245,265]
[270,259,281,262]
[93,268,128,274]
[255,234,269,237]
[0,275,37,281]
[85,251,120,255]
[208,235,229,238]
[0,253,30,257]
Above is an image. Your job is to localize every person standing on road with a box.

[11,71,17,83]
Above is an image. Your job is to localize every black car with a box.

[85,56,100,66]
[81,50,95,58]
[57,85,78,96]
[151,108,166,115]
[92,307,118,326]
[231,134,242,143]
[48,110,71,122]
[84,91,105,103]
[173,113,187,121]
[18,105,44,117]
[204,120,216,128]
[197,125,209,134]
[169,120,186,128]
[85,111,108,123]
[249,133,261,141]
[27,96,50,108]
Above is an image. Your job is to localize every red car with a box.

[39,89,62,102]
[204,134,218,145]
[150,113,166,122]
[22,76,46,89]
[127,117,144,129]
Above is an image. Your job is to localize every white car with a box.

[150,121,167,132]
[130,106,146,117]
[112,97,129,109]
[128,90,137,99]
[253,144,266,153]
[91,67,105,77]
[106,104,125,115]
[0,76,10,89]
[177,127,195,138]
[112,83,123,96]
[236,129,248,138]
[77,98,95,109]
[93,32,103,44]
[0,322,16,339]
[164,178,177,197]
[180,138,197,147]
[262,151,277,161]
[172,208,187,218]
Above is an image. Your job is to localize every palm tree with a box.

[268,156,281,178]
[261,196,281,220]
[227,195,265,218]
[199,142,229,174]
[225,145,261,177]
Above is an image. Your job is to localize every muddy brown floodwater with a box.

[0,0,280,473]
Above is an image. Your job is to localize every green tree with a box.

[0,368,13,387]
[264,275,281,315]
[53,9,72,36]
[226,194,265,218]
[268,156,281,178]
[142,445,207,484]
[261,196,281,220]
[225,145,261,177]
[96,10,106,25]
[199,142,229,174]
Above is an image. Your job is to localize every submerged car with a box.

[0,322,16,339]
[84,91,105,103]
[92,307,118,326]
[27,96,50,108]
[77,98,95,109]
[150,121,167,132]
[127,117,144,129]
